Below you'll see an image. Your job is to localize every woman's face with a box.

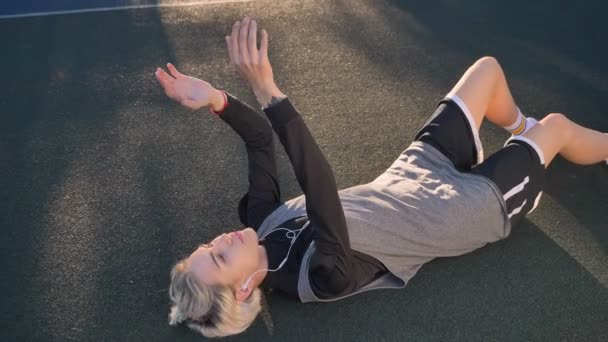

[187,227,261,290]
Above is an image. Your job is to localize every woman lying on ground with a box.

[154,15,608,338]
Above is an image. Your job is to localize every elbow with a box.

[310,252,352,297]
[247,126,274,149]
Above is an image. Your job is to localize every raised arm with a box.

[154,63,281,229]
[263,98,354,294]
[227,16,353,295]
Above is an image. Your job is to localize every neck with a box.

[248,244,269,288]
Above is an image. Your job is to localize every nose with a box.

[221,233,233,247]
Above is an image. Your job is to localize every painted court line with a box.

[0,0,255,20]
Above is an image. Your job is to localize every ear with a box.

[235,284,254,302]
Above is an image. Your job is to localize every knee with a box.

[473,56,502,77]
[544,112,569,126]
[543,112,572,137]
[476,56,500,69]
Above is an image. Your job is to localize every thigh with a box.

[446,57,501,130]
[470,139,546,227]
[415,98,483,171]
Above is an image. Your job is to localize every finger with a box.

[225,36,233,63]
[248,19,258,62]
[259,29,269,62]
[231,20,241,63]
[155,68,174,88]
[166,87,178,99]
[154,68,163,83]
[166,63,183,78]
[239,16,251,64]
[155,68,178,98]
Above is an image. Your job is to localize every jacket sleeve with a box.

[263,98,353,295]
[218,93,281,230]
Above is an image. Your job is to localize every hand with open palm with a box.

[155,63,224,111]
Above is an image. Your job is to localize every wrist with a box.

[209,89,227,113]
[252,81,285,108]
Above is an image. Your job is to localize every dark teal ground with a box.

[1,0,607,341]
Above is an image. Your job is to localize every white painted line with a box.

[0,0,255,20]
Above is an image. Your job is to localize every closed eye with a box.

[201,243,221,268]
[210,251,221,269]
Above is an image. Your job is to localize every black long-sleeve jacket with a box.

[218,93,387,299]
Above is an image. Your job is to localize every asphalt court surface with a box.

[1,0,607,341]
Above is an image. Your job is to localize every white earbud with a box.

[240,222,310,291]
[240,269,263,291]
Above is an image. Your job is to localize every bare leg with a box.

[521,113,608,167]
[447,56,521,130]
[448,57,608,166]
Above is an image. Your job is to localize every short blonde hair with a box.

[168,258,262,338]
